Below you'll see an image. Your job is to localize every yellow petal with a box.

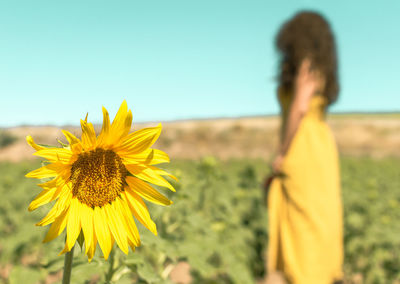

[43,209,69,243]
[122,110,133,138]
[117,123,161,154]
[148,165,178,182]
[64,198,82,252]
[25,162,66,179]
[62,130,80,145]
[62,130,83,153]
[37,176,62,190]
[80,203,94,254]
[36,190,72,226]
[28,180,68,211]
[87,233,97,262]
[118,196,141,247]
[121,148,170,165]
[26,135,46,151]
[126,176,172,206]
[109,101,132,144]
[105,201,129,254]
[33,148,73,163]
[97,106,110,146]
[93,206,112,260]
[123,191,157,235]
[111,101,128,130]
[128,240,136,252]
[101,106,110,135]
[80,119,97,150]
[126,164,175,192]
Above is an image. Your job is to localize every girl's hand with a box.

[272,154,285,174]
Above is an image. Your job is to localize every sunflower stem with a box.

[105,249,116,283]
[62,245,75,284]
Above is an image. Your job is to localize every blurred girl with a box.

[267,11,343,284]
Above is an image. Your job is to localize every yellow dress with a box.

[267,92,343,283]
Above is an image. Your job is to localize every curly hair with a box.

[276,11,339,105]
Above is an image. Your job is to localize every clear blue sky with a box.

[0,0,399,127]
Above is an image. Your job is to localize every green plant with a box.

[1,157,399,283]
[0,131,17,149]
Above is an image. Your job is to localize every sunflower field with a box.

[0,156,399,283]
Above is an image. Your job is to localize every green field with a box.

[0,157,399,283]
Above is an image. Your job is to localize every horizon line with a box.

[1,110,399,129]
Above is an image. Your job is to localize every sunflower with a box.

[26,101,176,261]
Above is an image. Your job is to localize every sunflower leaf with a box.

[57,139,69,148]
[37,143,56,148]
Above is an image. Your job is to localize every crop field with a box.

[0,156,399,283]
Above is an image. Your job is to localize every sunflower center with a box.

[70,148,127,208]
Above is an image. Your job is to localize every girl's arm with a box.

[272,59,321,173]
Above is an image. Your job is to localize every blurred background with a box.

[0,0,399,283]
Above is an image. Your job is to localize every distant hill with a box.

[0,114,399,162]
